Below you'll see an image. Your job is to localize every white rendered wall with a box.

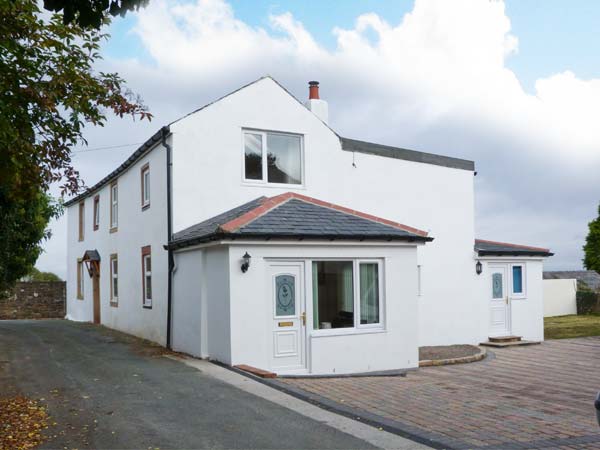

[203,246,231,363]
[171,249,204,356]
[170,77,476,347]
[474,259,545,342]
[543,279,577,317]
[65,141,170,344]
[225,242,420,375]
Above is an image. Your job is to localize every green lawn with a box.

[544,313,600,339]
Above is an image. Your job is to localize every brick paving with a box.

[281,337,600,449]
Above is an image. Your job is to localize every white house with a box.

[65,77,553,375]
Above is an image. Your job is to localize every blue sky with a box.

[105,0,600,93]
[39,0,600,276]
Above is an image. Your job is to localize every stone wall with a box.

[0,282,66,319]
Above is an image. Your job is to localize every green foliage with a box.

[583,202,600,272]
[576,290,600,315]
[0,0,151,290]
[0,187,61,292]
[43,0,148,29]
[25,267,62,282]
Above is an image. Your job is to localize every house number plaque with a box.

[275,275,295,316]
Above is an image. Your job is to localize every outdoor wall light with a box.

[241,252,251,273]
[475,260,483,275]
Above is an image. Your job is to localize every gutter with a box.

[161,125,174,349]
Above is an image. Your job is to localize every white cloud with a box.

[38,0,600,277]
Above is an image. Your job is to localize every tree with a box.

[0,187,60,292]
[43,0,149,29]
[0,0,151,290]
[583,202,600,272]
[23,268,62,282]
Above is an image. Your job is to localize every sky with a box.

[38,0,600,278]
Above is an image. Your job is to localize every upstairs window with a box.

[243,130,303,185]
[142,246,152,308]
[93,195,100,231]
[78,202,85,241]
[141,163,150,209]
[110,182,118,230]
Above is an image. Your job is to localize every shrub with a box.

[576,291,600,314]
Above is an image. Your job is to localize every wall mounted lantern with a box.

[475,260,483,275]
[241,252,251,273]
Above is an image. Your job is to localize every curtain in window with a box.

[341,263,353,312]
[312,262,319,329]
[360,264,379,324]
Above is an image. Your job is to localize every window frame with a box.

[241,129,305,187]
[110,181,118,232]
[510,263,526,298]
[140,163,150,209]
[93,195,100,231]
[78,201,85,241]
[141,245,152,309]
[310,258,384,336]
[76,259,84,300]
[110,253,118,307]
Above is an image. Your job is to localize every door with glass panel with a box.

[268,262,306,373]
[489,264,510,336]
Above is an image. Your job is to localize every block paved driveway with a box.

[282,338,600,449]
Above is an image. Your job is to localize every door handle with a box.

[301,312,306,326]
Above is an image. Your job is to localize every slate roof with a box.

[341,138,474,171]
[170,192,432,249]
[475,239,553,257]
[543,271,600,291]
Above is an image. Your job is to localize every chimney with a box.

[304,81,328,123]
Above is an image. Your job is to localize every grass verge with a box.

[544,313,600,339]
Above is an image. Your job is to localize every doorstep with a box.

[480,336,541,348]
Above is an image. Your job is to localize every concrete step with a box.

[488,335,522,343]
[480,340,541,348]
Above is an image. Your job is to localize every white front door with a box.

[489,264,511,336]
[268,262,306,373]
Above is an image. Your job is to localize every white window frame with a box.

[510,263,527,299]
[93,195,100,230]
[142,253,152,308]
[242,129,304,187]
[110,182,118,229]
[310,258,385,336]
[78,201,85,241]
[141,164,150,208]
[110,254,118,304]
[417,264,423,297]
[77,259,84,300]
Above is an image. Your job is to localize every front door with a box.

[489,264,510,336]
[268,262,306,373]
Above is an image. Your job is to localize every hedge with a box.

[576,290,600,314]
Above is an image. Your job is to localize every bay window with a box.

[243,130,303,185]
[312,260,383,331]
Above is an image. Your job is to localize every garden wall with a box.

[0,282,66,319]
